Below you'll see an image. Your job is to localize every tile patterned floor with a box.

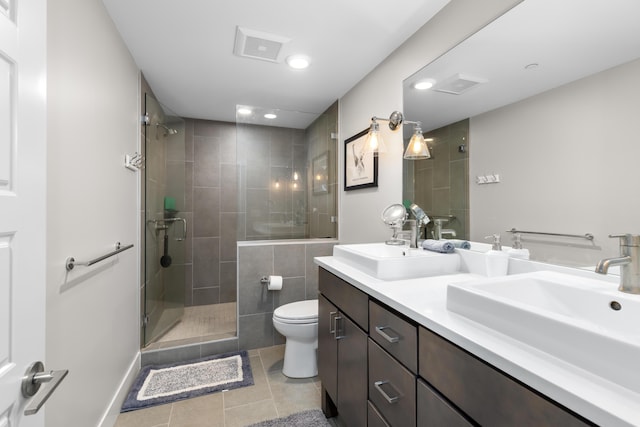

[144,303,237,351]
[114,345,335,427]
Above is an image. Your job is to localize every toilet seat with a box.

[273,299,318,324]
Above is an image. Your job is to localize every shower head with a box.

[155,123,178,135]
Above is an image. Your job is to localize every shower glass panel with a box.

[143,94,187,347]
[236,103,338,240]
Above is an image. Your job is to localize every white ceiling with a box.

[101,0,450,128]
[403,0,640,133]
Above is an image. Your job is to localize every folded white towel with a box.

[421,239,455,253]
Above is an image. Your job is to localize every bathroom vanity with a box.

[316,245,640,427]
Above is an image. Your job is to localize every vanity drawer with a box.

[368,400,391,427]
[369,300,417,373]
[418,327,594,427]
[417,378,473,427]
[319,268,368,331]
[369,338,416,427]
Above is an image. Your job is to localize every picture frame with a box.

[312,151,329,194]
[344,128,378,191]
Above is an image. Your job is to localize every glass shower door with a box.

[143,94,187,346]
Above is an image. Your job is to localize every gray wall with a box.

[237,240,336,349]
[470,58,640,266]
[183,119,239,306]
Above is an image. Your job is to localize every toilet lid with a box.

[273,299,318,323]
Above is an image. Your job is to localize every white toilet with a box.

[272,299,318,378]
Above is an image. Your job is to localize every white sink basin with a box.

[333,243,460,280]
[447,271,640,393]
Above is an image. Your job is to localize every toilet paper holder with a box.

[260,276,269,285]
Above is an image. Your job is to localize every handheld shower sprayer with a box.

[409,203,430,226]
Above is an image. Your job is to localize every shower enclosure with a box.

[140,95,338,352]
[142,94,187,347]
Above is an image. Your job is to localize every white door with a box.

[0,0,50,426]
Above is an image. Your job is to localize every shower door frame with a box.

[142,93,187,347]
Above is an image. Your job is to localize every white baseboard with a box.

[97,351,141,427]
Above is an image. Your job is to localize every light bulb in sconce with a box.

[365,119,387,155]
[404,124,431,160]
[274,179,280,189]
[293,171,299,181]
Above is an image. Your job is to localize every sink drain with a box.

[609,301,622,311]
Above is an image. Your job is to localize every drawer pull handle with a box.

[334,315,345,340]
[375,326,400,343]
[329,311,337,334]
[374,380,399,404]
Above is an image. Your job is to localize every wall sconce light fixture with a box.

[404,123,430,160]
[366,111,430,160]
[365,118,387,155]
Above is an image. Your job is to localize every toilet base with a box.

[282,337,318,378]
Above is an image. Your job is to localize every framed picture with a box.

[344,128,378,191]
[312,151,329,194]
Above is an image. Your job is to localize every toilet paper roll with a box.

[267,275,283,291]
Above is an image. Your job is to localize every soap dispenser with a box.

[484,234,509,277]
[507,233,530,260]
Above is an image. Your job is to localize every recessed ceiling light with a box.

[264,113,277,119]
[286,55,311,70]
[237,107,252,115]
[413,80,435,90]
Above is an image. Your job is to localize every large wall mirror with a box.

[403,0,640,267]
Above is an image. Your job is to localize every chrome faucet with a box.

[595,234,640,294]
[432,218,456,240]
[396,219,418,248]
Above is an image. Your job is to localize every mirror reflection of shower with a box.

[235,103,338,240]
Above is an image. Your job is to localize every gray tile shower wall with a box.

[183,119,239,307]
[237,240,337,350]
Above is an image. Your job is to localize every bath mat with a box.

[121,350,253,412]
[247,409,331,427]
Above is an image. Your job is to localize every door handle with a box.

[22,361,69,416]
[329,311,337,334]
[334,315,345,340]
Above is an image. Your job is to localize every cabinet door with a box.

[318,295,338,406]
[337,313,368,427]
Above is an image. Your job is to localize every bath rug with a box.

[121,350,253,412]
[247,409,331,427]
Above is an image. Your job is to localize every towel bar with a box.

[507,228,594,241]
[66,242,134,271]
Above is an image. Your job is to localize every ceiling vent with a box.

[233,26,290,63]
[433,73,487,95]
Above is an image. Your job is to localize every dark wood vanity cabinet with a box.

[318,267,595,427]
[318,269,368,427]
[418,327,594,427]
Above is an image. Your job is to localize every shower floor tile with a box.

[144,302,237,350]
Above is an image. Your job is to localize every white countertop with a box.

[315,251,640,427]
